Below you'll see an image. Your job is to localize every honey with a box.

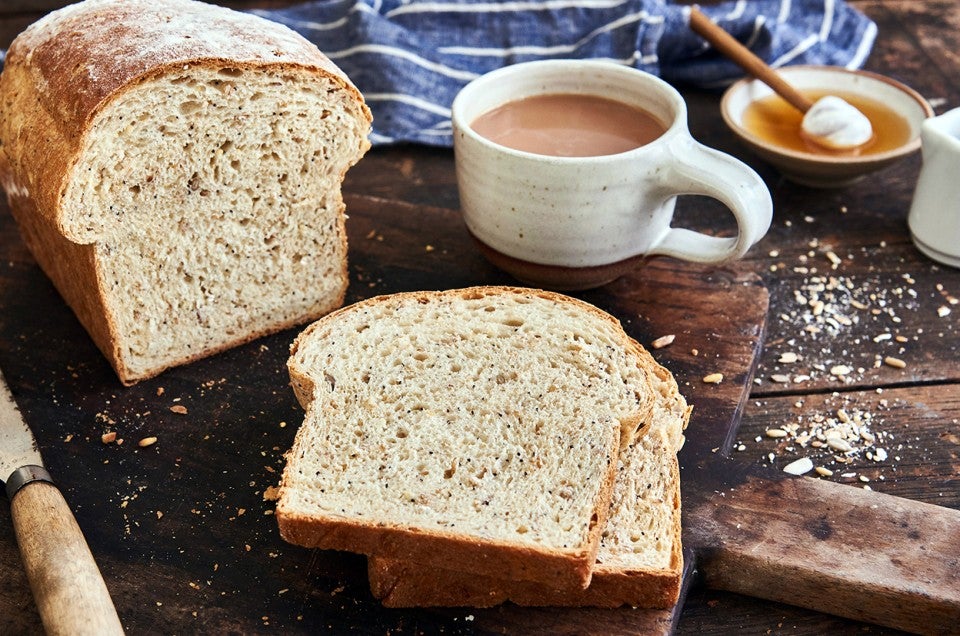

[741,90,912,156]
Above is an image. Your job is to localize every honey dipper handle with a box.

[688,7,815,113]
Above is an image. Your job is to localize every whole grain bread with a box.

[0,0,371,384]
[368,349,690,608]
[276,286,662,590]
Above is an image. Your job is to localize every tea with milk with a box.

[469,94,666,157]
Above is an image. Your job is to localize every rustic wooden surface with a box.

[1,0,959,634]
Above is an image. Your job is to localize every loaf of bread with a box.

[0,0,372,384]
[368,350,690,608]
[276,286,662,590]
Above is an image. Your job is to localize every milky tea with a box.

[469,94,667,157]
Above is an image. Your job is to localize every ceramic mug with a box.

[451,60,773,290]
[908,106,960,269]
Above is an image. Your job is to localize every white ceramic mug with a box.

[908,107,960,269]
[451,59,773,290]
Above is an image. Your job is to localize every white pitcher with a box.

[908,107,960,268]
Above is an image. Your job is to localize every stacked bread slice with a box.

[276,286,689,607]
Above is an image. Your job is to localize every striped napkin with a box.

[254,0,877,146]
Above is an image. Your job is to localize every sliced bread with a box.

[0,0,372,384]
[276,286,661,589]
[368,350,690,608]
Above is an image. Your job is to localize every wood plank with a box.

[686,470,960,633]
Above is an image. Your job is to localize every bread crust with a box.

[0,0,371,384]
[280,286,657,590]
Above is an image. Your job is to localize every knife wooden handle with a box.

[10,480,124,635]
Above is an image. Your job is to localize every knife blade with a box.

[0,368,124,635]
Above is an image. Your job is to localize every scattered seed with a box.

[938,306,951,317]
[138,436,158,448]
[650,334,675,349]
[702,373,723,384]
[783,457,814,475]
[883,356,906,369]
[778,352,798,364]
[170,405,188,415]
[771,374,791,383]
[765,428,788,438]
[826,251,841,265]
[101,431,117,444]
[827,438,852,453]
[815,466,834,477]
[830,365,852,377]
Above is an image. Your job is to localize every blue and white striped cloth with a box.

[254,0,877,146]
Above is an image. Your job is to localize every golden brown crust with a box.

[278,503,606,592]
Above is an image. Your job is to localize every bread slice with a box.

[276,286,661,590]
[0,0,372,384]
[368,351,690,608]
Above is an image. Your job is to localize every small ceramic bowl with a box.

[721,66,933,188]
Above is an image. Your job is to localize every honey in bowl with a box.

[742,91,912,156]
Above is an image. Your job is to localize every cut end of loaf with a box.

[65,64,369,382]
[278,287,656,586]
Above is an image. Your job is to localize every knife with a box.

[0,369,124,635]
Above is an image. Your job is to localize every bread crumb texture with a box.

[74,66,365,378]
[281,288,651,551]
[597,433,675,570]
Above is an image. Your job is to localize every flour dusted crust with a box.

[277,286,662,590]
[0,0,372,383]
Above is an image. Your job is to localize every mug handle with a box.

[648,136,772,263]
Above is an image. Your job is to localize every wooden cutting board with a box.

[0,193,957,634]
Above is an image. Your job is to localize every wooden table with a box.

[0,1,957,634]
